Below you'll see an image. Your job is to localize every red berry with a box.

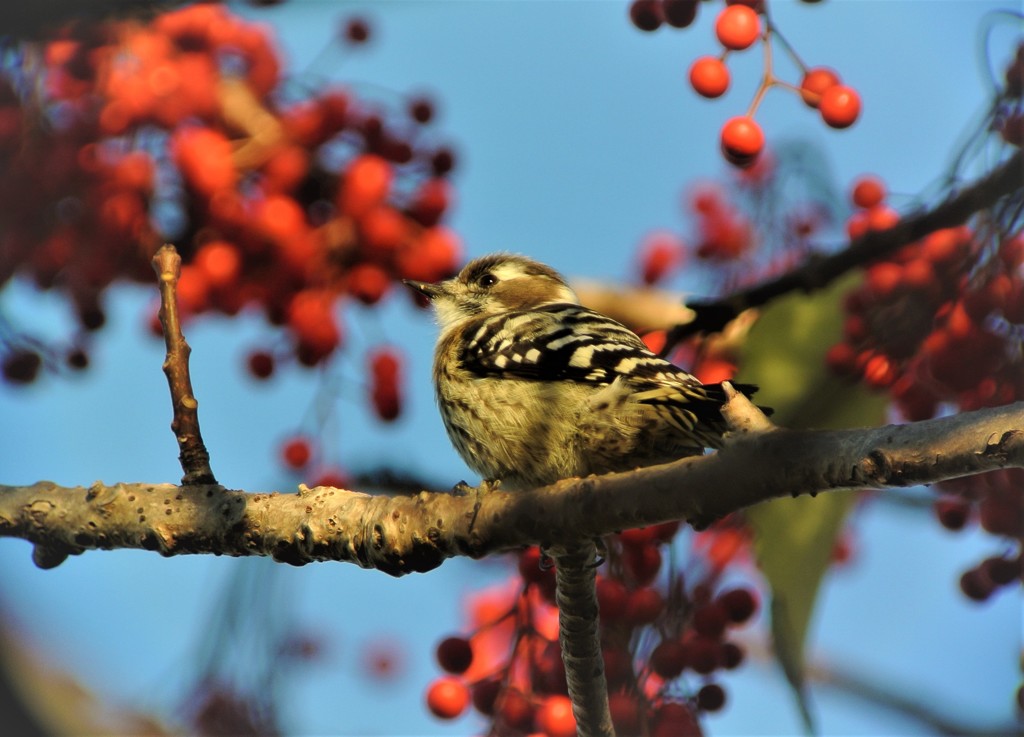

[536,695,576,737]
[608,692,642,735]
[715,5,761,51]
[193,240,241,289]
[619,526,659,546]
[799,67,840,108]
[820,85,861,129]
[343,17,370,44]
[902,258,935,294]
[663,0,699,28]
[625,544,662,585]
[650,639,687,679]
[426,677,469,720]
[934,497,971,531]
[360,206,408,253]
[851,175,886,209]
[431,147,456,176]
[689,56,730,99]
[311,468,348,489]
[639,231,684,285]
[866,262,902,298]
[1000,233,1024,268]
[596,576,629,621]
[981,556,1019,586]
[409,178,452,227]
[436,636,473,674]
[247,350,275,380]
[718,587,758,624]
[370,349,402,421]
[347,262,391,305]
[959,567,995,602]
[603,647,635,687]
[692,602,728,638]
[685,636,720,674]
[697,683,727,712]
[825,342,857,377]
[471,679,501,715]
[624,586,665,625]
[288,290,341,362]
[652,702,700,737]
[720,641,744,669]
[518,546,551,583]
[863,353,897,389]
[866,204,899,231]
[535,642,568,695]
[720,116,764,168]
[339,154,392,217]
[2,349,43,384]
[629,0,663,32]
[496,688,534,732]
[408,96,434,124]
[281,436,313,469]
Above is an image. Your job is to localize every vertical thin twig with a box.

[151,244,217,486]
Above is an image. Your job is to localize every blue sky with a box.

[0,1,1019,735]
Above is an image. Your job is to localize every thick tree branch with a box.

[664,150,1024,346]
[1,399,1020,572]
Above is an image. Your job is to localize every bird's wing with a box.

[458,303,760,439]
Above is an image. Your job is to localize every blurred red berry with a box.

[608,692,642,735]
[435,636,473,674]
[343,17,371,44]
[2,349,42,385]
[697,683,727,712]
[663,0,699,28]
[247,350,275,380]
[426,677,469,720]
[651,639,687,679]
[281,436,313,469]
[629,0,663,32]
[536,695,577,737]
[718,587,758,624]
[851,175,886,209]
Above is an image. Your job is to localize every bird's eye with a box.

[477,273,498,288]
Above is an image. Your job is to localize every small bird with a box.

[405,253,759,491]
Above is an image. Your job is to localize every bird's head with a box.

[403,253,579,331]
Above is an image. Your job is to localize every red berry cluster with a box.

[935,470,1023,602]
[825,174,1023,600]
[424,521,759,734]
[632,144,840,301]
[827,179,1023,419]
[0,5,460,393]
[629,0,861,167]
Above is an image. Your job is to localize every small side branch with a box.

[151,244,216,486]
[665,149,1023,346]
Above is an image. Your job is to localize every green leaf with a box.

[737,273,888,733]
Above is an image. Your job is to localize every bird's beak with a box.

[403,279,445,300]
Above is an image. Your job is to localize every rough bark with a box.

[1,397,1020,573]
